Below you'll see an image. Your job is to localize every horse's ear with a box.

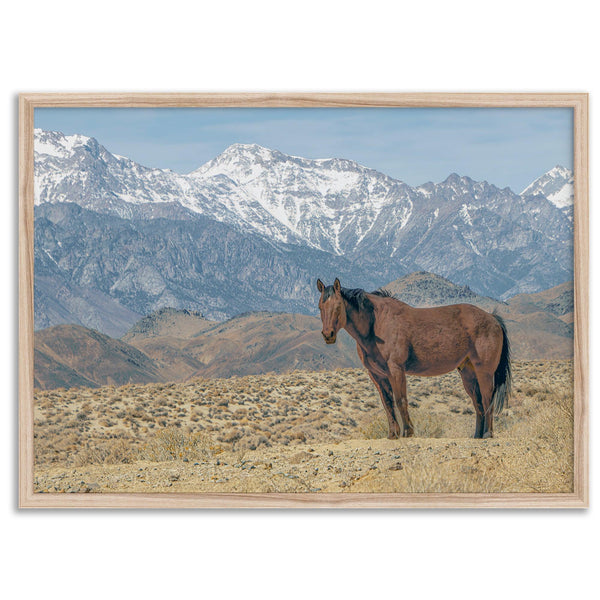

[317,279,325,293]
[333,278,341,294]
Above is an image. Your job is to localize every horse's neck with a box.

[343,303,372,349]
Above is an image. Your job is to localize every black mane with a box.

[322,284,397,314]
[340,287,372,312]
[338,287,398,330]
[341,287,395,307]
[372,288,395,298]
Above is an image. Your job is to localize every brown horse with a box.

[317,278,511,439]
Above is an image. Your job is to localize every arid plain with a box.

[33,360,573,494]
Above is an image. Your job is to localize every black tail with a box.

[492,314,512,414]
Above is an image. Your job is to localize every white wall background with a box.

[1,2,596,598]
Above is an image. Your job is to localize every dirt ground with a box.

[33,361,574,494]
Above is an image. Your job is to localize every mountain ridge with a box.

[34,130,574,333]
[33,273,573,390]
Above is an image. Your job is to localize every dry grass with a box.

[140,428,220,462]
[33,361,574,494]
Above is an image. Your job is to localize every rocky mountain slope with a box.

[34,311,362,390]
[122,307,214,342]
[507,281,574,324]
[383,271,500,311]
[34,325,161,390]
[34,273,573,390]
[128,310,362,381]
[34,202,372,332]
[34,129,573,335]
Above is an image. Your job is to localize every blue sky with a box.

[35,107,573,193]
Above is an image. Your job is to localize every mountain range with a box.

[33,129,574,335]
[33,272,573,390]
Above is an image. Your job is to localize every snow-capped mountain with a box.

[33,129,574,333]
[521,165,574,217]
[35,131,307,247]
[191,143,415,254]
[34,130,416,254]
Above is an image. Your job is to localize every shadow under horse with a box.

[317,278,512,439]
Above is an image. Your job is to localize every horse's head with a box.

[317,278,347,344]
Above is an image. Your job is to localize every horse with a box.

[316,278,511,439]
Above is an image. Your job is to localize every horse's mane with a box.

[372,288,395,298]
[340,288,372,312]
[339,287,398,334]
[341,287,395,308]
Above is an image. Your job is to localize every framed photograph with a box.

[19,93,588,508]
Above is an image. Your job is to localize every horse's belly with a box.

[406,362,459,376]
[404,348,466,376]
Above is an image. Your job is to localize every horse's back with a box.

[375,296,498,332]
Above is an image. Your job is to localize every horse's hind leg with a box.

[458,361,484,438]
[474,369,495,439]
[388,365,414,437]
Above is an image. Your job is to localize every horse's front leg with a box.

[366,371,401,439]
[388,364,414,437]
[357,345,401,439]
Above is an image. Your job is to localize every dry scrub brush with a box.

[140,428,220,462]
[33,361,574,494]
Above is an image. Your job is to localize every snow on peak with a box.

[191,143,391,182]
[191,143,285,178]
[548,165,573,179]
[218,142,282,162]
[520,165,574,209]
[34,128,92,158]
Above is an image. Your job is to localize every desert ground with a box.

[33,360,573,494]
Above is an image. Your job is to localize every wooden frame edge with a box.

[19,93,589,509]
[572,93,589,508]
[19,95,35,508]
[18,92,589,108]
[18,492,588,509]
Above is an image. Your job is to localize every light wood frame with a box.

[19,93,589,508]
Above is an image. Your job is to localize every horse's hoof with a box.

[482,431,493,439]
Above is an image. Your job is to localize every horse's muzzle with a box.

[322,331,337,344]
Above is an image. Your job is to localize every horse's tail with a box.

[492,313,512,414]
